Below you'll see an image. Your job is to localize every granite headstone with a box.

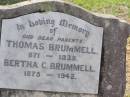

[0,0,130,97]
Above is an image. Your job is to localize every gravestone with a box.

[0,0,130,97]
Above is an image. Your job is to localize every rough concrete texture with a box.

[0,0,130,97]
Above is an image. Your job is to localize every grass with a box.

[65,0,130,20]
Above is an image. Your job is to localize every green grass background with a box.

[66,0,130,18]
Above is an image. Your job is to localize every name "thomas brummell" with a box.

[6,40,97,54]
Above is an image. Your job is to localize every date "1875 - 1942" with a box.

[24,71,77,79]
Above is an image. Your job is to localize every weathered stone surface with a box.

[0,12,103,94]
[0,0,130,97]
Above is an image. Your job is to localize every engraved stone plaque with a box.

[0,12,103,94]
